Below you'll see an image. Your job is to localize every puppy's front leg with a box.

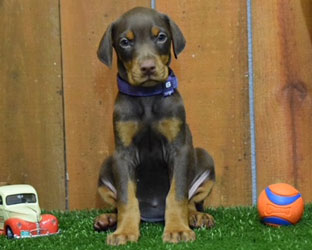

[163,146,195,243]
[106,152,140,246]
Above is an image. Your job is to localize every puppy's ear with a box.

[97,23,114,67]
[164,15,186,58]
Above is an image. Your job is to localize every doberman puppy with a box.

[94,7,215,245]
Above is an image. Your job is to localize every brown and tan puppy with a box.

[94,7,215,245]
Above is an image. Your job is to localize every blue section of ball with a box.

[262,217,292,226]
[265,187,301,206]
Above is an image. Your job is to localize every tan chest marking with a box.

[157,118,182,142]
[116,121,140,147]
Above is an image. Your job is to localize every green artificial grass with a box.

[1,205,312,250]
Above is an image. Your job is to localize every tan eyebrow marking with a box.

[152,26,160,37]
[126,31,135,40]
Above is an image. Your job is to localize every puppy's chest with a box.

[114,95,184,147]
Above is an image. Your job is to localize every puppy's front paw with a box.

[107,232,139,245]
[163,229,196,243]
[189,212,215,229]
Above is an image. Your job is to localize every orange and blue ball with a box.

[257,183,304,226]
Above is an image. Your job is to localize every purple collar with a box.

[117,69,178,97]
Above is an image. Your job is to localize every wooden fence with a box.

[0,0,311,210]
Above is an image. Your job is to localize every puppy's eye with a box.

[119,38,131,49]
[156,32,167,43]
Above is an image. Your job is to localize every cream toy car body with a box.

[0,184,59,239]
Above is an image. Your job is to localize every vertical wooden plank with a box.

[61,0,150,209]
[158,0,251,206]
[0,0,66,209]
[253,0,312,202]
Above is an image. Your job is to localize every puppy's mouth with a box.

[140,75,165,87]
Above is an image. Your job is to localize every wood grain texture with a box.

[157,0,251,206]
[60,0,150,209]
[0,0,66,209]
[253,0,312,201]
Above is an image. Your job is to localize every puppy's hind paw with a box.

[94,213,117,232]
[189,212,215,229]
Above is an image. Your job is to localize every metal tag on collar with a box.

[163,80,174,97]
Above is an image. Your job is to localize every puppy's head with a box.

[98,7,186,86]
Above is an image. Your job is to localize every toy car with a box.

[0,184,59,239]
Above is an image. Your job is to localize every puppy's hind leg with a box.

[94,157,118,232]
[188,148,215,229]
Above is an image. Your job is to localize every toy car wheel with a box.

[6,227,14,239]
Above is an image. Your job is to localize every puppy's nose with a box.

[140,59,156,76]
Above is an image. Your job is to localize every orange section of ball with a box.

[268,183,299,197]
[258,183,304,225]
